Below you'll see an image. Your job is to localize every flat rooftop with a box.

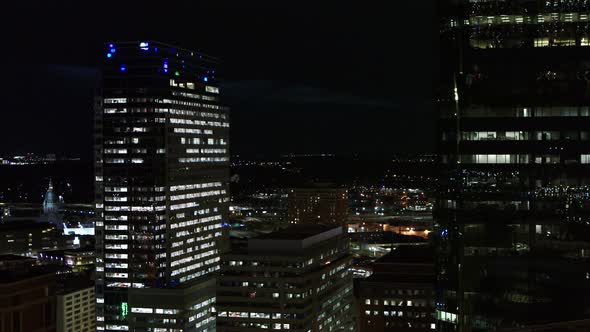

[0,220,54,231]
[0,265,61,284]
[248,224,343,254]
[364,273,434,285]
[0,254,35,262]
[59,274,95,294]
[105,40,219,64]
[255,224,339,240]
[376,245,434,264]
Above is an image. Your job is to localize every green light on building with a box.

[121,302,128,317]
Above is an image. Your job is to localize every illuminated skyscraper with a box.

[94,41,230,331]
[437,1,590,331]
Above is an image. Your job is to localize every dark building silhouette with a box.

[94,41,230,331]
[0,257,57,332]
[437,1,590,330]
[357,246,435,332]
[39,248,95,273]
[498,319,590,332]
[0,221,58,255]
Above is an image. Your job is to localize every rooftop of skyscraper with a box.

[254,224,339,240]
[376,245,434,264]
[105,40,219,62]
[230,224,346,255]
[0,264,61,284]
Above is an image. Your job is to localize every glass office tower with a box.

[95,41,230,331]
[437,1,590,331]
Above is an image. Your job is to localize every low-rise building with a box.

[0,220,58,255]
[357,246,435,332]
[39,248,95,272]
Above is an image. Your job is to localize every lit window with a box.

[534,38,549,47]
[205,86,219,94]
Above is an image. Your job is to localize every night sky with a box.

[0,2,435,159]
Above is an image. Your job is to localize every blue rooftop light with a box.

[106,53,112,58]
[110,48,116,53]
[109,43,114,48]
[120,65,126,72]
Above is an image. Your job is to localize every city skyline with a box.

[4,2,590,332]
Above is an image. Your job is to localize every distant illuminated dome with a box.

[43,178,59,214]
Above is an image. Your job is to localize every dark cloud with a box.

[47,65,100,84]
[0,2,436,157]
[222,80,394,109]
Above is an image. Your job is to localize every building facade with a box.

[57,278,96,332]
[288,186,348,226]
[39,248,95,272]
[357,246,435,332]
[216,225,355,332]
[437,1,590,330]
[95,41,230,331]
[0,221,58,255]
